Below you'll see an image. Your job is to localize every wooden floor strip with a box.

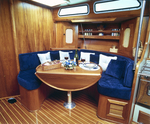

[0,112,8,124]
[46,99,91,124]
[0,92,115,124]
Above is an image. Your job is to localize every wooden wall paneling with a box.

[12,0,55,54]
[55,22,64,48]
[0,0,19,97]
[0,58,7,97]
[0,0,55,98]
[82,40,119,52]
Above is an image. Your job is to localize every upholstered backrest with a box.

[19,51,50,71]
[80,49,134,88]
[19,50,76,71]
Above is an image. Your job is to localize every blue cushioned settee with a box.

[17,49,134,112]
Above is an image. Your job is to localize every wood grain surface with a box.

[0,0,54,98]
[36,65,102,91]
[0,91,114,124]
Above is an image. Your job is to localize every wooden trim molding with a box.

[71,18,116,23]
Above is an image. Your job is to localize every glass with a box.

[66,29,73,44]
[64,57,68,60]
[81,58,85,65]
[58,4,90,17]
[123,28,130,48]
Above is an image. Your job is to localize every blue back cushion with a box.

[105,60,126,79]
[50,51,60,61]
[90,54,99,64]
[19,51,50,71]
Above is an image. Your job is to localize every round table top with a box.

[35,63,102,91]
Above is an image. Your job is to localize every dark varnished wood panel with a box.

[11,0,55,53]
[0,0,19,97]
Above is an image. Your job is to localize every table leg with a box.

[63,91,76,109]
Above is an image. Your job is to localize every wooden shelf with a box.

[79,30,120,33]
[78,35,120,40]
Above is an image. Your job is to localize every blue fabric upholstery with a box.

[90,54,99,64]
[79,49,134,88]
[105,60,126,79]
[97,72,132,100]
[17,69,42,90]
[18,49,134,98]
[18,50,76,90]
[79,49,134,100]
[19,51,50,71]
[50,51,60,61]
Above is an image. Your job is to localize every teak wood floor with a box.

[0,91,114,124]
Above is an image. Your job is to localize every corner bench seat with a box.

[17,49,134,118]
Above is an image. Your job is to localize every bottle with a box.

[74,49,79,66]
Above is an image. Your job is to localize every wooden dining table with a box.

[35,63,102,109]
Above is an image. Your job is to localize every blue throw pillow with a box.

[90,54,99,64]
[105,60,126,79]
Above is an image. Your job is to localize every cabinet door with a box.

[118,18,137,58]
[63,23,78,48]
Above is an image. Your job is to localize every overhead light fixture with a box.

[32,0,69,7]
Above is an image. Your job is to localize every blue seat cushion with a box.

[17,69,42,90]
[97,72,131,100]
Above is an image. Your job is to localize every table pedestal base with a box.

[63,91,76,109]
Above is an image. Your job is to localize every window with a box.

[66,29,73,44]
[123,28,130,48]
[94,0,141,14]
[58,4,89,17]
